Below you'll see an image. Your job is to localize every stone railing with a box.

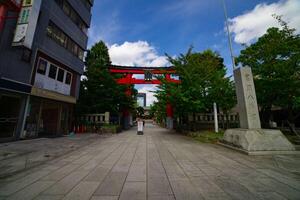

[191,113,239,123]
[179,113,240,131]
[80,112,110,124]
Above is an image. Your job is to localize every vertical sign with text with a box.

[12,0,41,49]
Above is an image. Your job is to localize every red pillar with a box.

[122,76,132,129]
[0,5,8,32]
[166,102,173,118]
[123,87,131,118]
[166,85,174,128]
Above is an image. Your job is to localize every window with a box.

[72,44,78,55]
[78,48,84,60]
[65,72,72,85]
[55,0,88,34]
[62,1,71,15]
[47,21,85,60]
[48,64,57,79]
[37,59,47,75]
[57,68,65,82]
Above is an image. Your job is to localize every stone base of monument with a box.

[220,129,297,155]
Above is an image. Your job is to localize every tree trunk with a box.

[260,106,272,128]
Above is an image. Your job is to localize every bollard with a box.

[137,120,144,135]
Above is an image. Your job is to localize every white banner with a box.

[12,0,41,49]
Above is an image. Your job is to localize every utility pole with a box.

[221,0,236,70]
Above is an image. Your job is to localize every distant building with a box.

[0,0,93,141]
[137,93,146,107]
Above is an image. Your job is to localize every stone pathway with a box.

[0,134,106,178]
[0,123,300,200]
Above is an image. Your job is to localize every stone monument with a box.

[222,66,295,155]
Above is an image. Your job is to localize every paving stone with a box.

[90,196,119,200]
[257,177,300,200]
[190,177,232,200]
[256,192,288,200]
[214,177,259,200]
[147,195,175,200]
[41,164,81,181]
[147,177,173,195]
[42,170,90,195]
[163,164,187,180]
[0,170,50,196]
[119,181,146,200]
[62,181,100,200]
[6,181,54,200]
[258,169,300,189]
[94,171,127,196]
[33,195,64,200]
[126,165,146,182]
[169,179,204,200]
[84,165,111,182]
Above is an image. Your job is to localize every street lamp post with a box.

[221,0,236,70]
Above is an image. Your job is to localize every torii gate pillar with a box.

[166,103,173,129]
[165,74,174,129]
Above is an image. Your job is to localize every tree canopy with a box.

[236,17,300,125]
[76,41,136,116]
[154,48,236,125]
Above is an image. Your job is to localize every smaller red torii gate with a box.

[109,65,180,129]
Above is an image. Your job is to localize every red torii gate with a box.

[0,0,22,31]
[109,65,180,129]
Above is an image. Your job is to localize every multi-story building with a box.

[0,0,93,141]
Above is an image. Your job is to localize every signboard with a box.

[144,70,152,81]
[137,121,143,134]
[12,0,41,49]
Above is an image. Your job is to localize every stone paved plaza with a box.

[0,123,300,200]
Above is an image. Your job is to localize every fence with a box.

[80,112,110,124]
[176,113,239,131]
[73,112,111,133]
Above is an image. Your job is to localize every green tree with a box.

[77,41,135,117]
[236,17,300,126]
[154,48,236,127]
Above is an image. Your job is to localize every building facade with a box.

[0,0,93,141]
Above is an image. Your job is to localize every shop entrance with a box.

[0,94,21,139]
[25,97,73,137]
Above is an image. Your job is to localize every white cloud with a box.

[88,11,120,48]
[108,41,168,106]
[137,85,159,106]
[229,0,300,44]
[108,41,169,67]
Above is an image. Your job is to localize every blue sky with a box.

[88,0,300,106]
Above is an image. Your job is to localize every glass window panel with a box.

[57,68,65,82]
[65,72,72,85]
[73,44,78,56]
[78,48,84,60]
[67,39,73,52]
[37,59,47,75]
[48,64,57,79]
[63,1,71,15]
